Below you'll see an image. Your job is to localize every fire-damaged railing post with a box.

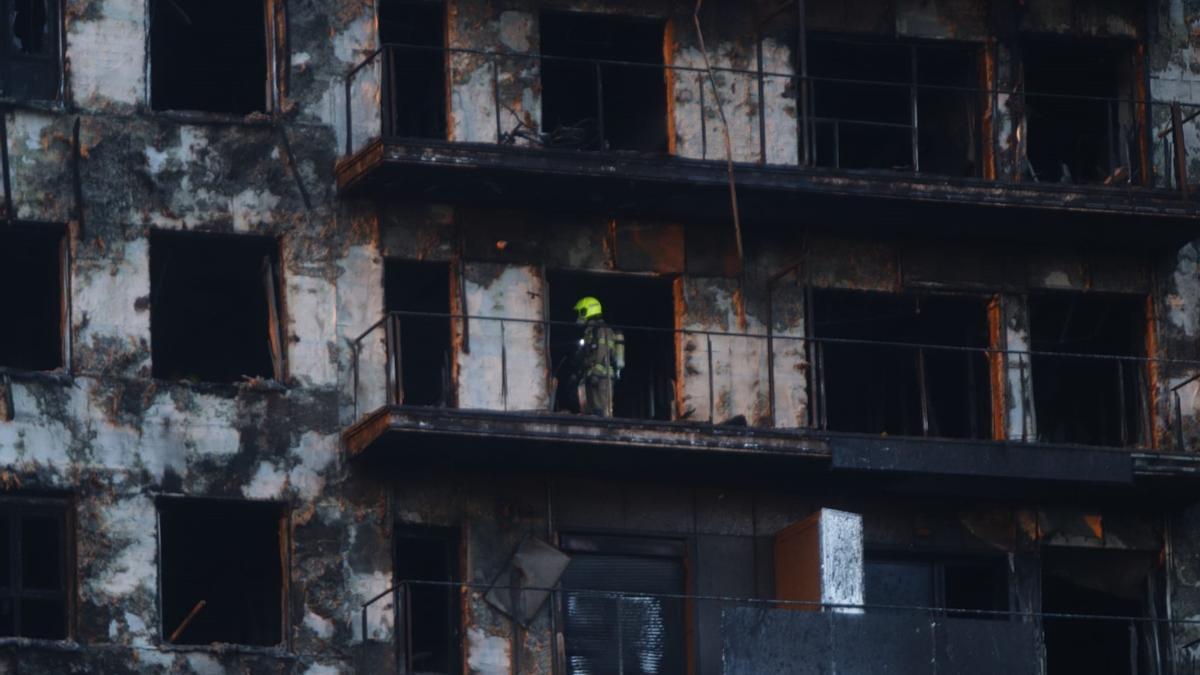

[1171,373,1200,451]
[492,53,502,144]
[384,312,403,406]
[343,69,352,156]
[1172,102,1189,199]
[382,46,395,139]
[595,62,606,150]
[909,45,920,173]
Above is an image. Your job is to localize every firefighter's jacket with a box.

[575,319,625,380]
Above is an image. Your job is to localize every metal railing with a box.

[344,42,1200,195]
[361,579,1193,675]
[349,310,1200,450]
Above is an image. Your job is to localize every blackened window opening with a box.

[865,553,1008,617]
[1042,549,1159,675]
[0,226,63,371]
[807,36,982,176]
[395,525,460,675]
[384,260,451,406]
[1023,40,1137,184]
[560,534,687,675]
[150,231,283,383]
[0,0,60,100]
[812,290,991,439]
[548,271,675,420]
[0,498,69,640]
[1028,293,1145,447]
[539,11,667,153]
[150,0,267,114]
[379,0,446,139]
[159,498,284,646]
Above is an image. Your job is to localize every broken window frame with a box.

[808,287,995,440]
[799,32,987,176]
[148,0,284,115]
[156,495,289,648]
[864,550,1010,619]
[1026,291,1150,448]
[1016,37,1149,186]
[0,0,62,102]
[537,9,670,153]
[0,494,73,641]
[148,229,287,385]
[0,223,69,374]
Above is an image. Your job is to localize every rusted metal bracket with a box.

[168,599,207,642]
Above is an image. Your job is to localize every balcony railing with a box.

[361,579,1193,675]
[343,42,1200,196]
[349,310,1200,451]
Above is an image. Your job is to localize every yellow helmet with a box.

[574,296,603,322]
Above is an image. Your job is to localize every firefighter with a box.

[571,296,625,417]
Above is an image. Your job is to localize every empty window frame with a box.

[1042,549,1161,674]
[149,231,285,384]
[539,11,668,153]
[0,0,60,100]
[1022,40,1141,184]
[150,0,269,114]
[0,496,70,640]
[806,35,983,176]
[384,260,452,407]
[395,525,460,674]
[378,0,446,139]
[1028,293,1146,447]
[559,534,688,675]
[159,498,285,646]
[811,289,992,439]
[865,552,1008,617]
[547,271,676,420]
[0,226,64,372]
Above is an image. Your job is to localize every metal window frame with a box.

[0,494,72,640]
[0,0,63,102]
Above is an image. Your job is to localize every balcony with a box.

[338,42,1200,244]
[360,580,1191,675]
[343,310,1200,491]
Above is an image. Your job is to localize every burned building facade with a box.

[6,0,1200,672]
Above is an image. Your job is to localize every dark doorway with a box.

[812,289,992,439]
[150,231,283,383]
[1042,549,1157,675]
[1028,293,1144,447]
[395,525,461,675]
[807,36,982,176]
[547,271,675,420]
[0,226,63,371]
[159,498,284,646]
[150,0,267,114]
[378,0,447,139]
[560,534,687,675]
[384,260,451,407]
[1023,40,1137,184]
[540,11,667,152]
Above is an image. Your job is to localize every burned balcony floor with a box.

[337,138,1200,246]
[342,404,1200,496]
